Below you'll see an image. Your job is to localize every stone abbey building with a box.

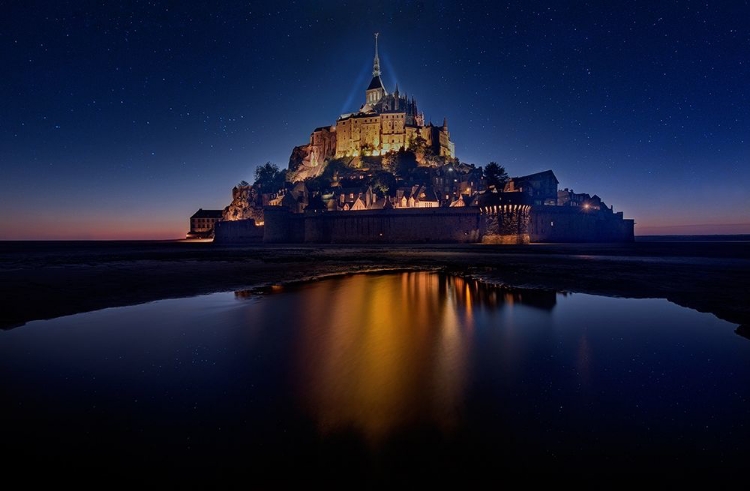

[289,34,455,180]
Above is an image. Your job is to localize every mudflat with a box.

[1,240,749,331]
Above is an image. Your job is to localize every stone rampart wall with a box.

[480,204,531,244]
[214,219,264,244]
[263,207,305,243]
[307,208,483,244]
[530,206,634,242]
[259,205,633,244]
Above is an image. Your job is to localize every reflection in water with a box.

[275,272,557,442]
[1,272,748,481]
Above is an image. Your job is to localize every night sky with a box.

[2,0,748,239]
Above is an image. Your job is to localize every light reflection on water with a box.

[1,272,748,482]
[284,273,561,442]
[293,274,476,440]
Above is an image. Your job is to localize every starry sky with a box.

[2,0,748,239]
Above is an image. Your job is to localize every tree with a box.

[321,158,349,182]
[407,135,428,154]
[360,143,374,156]
[371,171,396,197]
[484,162,509,191]
[408,135,431,164]
[304,175,325,194]
[381,151,398,172]
[254,162,287,192]
[395,148,418,177]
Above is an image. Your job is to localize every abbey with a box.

[290,34,455,179]
[200,35,634,244]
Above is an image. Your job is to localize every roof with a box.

[305,195,327,210]
[338,186,369,195]
[281,192,298,207]
[463,194,478,206]
[512,170,559,184]
[367,75,385,91]
[418,186,440,202]
[191,209,223,219]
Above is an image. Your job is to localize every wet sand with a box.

[1,240,749,331]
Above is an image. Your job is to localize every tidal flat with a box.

[1,240,749,331]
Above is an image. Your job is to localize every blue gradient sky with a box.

[2,1,748,239]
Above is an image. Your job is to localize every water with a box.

[1,272,748,483]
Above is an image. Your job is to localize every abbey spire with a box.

[365,33,386,104]
[373,32,381,77]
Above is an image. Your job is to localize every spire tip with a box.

[372,33,381,77]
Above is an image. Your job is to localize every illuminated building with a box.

[289,34,455,179]
[187,209,222,239]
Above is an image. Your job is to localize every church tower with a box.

[365,33,386,105]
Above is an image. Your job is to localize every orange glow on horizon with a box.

[0,216,190,241]
[635,222,750,236]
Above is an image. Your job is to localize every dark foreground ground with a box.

[1,239,749,332]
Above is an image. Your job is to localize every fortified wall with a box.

[216,205,632,244]
[480,204,531,244]
[258,202,632,244]
[263,208,305,243]
[263,206,531,244]
[214,218,264,243]
[530,206,634,242]
[309,208,482,243]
